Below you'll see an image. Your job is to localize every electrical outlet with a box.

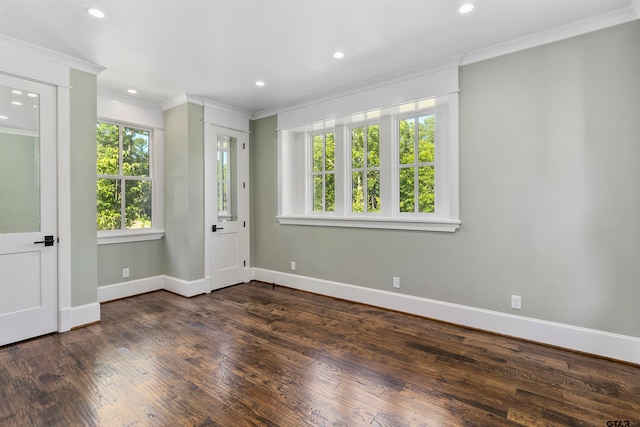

[511,295,522,310]
[122,267,130,278]
[290,261,296,271]
[393,277,400,289]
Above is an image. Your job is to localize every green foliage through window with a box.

[351,124,380,213]
[97,122,152,231]
[399,115,435,213]
[311,132,335,212]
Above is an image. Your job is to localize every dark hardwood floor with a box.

[1,281,638,426]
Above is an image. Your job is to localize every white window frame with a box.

[277,66,460,232]
[278,95,459,232]
[348,122,381,214]
[394,110,437,215]
[309,130,336,214]
[97,118,164,245]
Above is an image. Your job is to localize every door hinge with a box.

[243,143,246,149]
[243,221,246,228]
[243,260,246,267]
[243,182,246,189]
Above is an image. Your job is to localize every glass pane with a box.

[418,166,435,213]
[418,115,435,163]
[352,171,364,212]
[312,135,323,172]
[399,118,415,164]
[97,178,121,230]
[325,173,335,212]
[399,167,415,213]
[367,125,380,167]
[125,180,152,228]
[367,170,380,212]
[217,134,237,221]
[96,122,119,175]
[325,133,335,171]
[351,127,364,169]
[0,85,40,233]
[313,175,323,212]
[123,127,150,176]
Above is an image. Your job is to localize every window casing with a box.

[97,120,163,243]
[310,132,335,213]
[350,124,380,213]
[278,91,460,232]
[397,113,435,214]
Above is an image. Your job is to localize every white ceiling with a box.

[0,0,638,115]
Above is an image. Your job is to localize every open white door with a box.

[0,75,58,346]
[207,125,249,290]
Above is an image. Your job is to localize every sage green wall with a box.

[69,68,98,306]
[251,21,640,338]
[97,240,165,286]
[163,102,205,281]
[0,133,39,232]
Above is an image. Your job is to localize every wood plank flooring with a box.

[1,281,638,426]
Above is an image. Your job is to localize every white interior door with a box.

[0,75,58,346]
[208,125,249,290]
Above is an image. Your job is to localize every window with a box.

[311,132,335,212]
[96,121,154,232]
[398,114,435,214]
[350,124,380,213]
[278,91,460,232]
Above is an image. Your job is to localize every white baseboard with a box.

[98,276,164,302]
[70,302,100,329]
[162,276,210,297]
[252,268,640,365]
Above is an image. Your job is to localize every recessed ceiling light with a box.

[11,90,23,95]
[27,93,38,98]
[11,101,22,106]
[127,89,138,94]
[459,3,474,14]
[86,8,105,19]
[0,115,8,120]
[255,81,265,87]
[333,51,345,59]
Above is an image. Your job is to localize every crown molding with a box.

[97,87,163,111]
[252,54,463,120]
[0,35,105,75]
[461,4,640,66]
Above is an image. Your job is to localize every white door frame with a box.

[0,38,102,333]
[204,122,251,292]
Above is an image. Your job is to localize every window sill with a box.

[276,215,460,232]
[97,230,165,245]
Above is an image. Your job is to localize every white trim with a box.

[97,88,163,113]
[276,215,460,232]
[0,35,104,80]
[161,93,204,111]
[98,276,164,302]
[70,302,101,329]
[97,94,164,129]
[254,55,462,121]
[162,276,210,297]
[57,86,72,333]
[97,230,165,245]
[461,6,640,66]
[58,307,71,333]
[276,67,458,131]
[251,268,640,365]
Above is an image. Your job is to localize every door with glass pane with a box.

[209,125,249,290]
[0,75,57,346]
